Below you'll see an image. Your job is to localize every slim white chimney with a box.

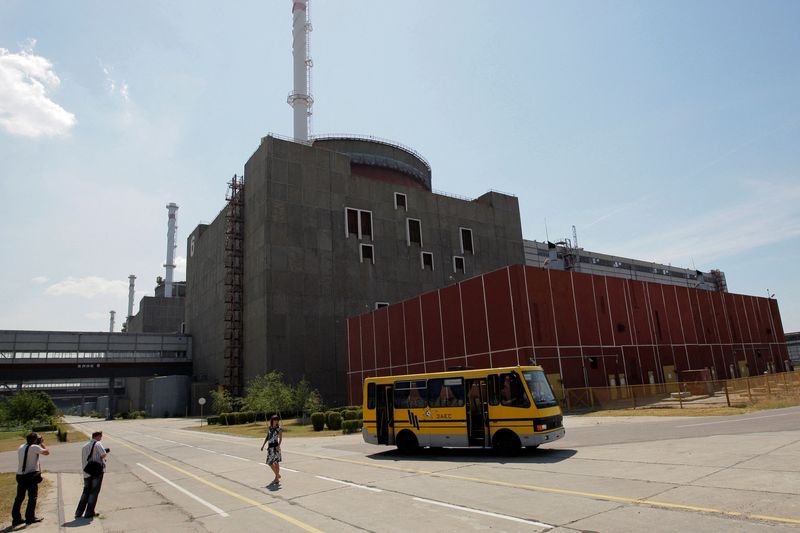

[127,275,136,323]
[109,310,115,333]
[288,0,313,141]
[164,203,179,298]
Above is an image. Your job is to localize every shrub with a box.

[342,420,363,434]
[206,416,220,425]
[326,412,342,431]
[219,412,234,425]
[355,408,363,420]
[130,410,147,419]
[311,412,326,431]
[342,410,358,421]
[56,426,68,442]
[31,424,56,433]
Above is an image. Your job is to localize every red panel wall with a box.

[345,265,790,403]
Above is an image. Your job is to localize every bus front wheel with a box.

[395,431,419,454]
[492,430,521,455]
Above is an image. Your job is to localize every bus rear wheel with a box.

[396,431,419,454]
[492,430,521,456]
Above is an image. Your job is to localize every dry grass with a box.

[188,419,342,439]
[0,423,89,453]
[0,473,51,528]
[580,398,800,417]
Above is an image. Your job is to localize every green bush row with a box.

[211,411,273,425]
[342,420,363,434]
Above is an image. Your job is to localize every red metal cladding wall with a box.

[346,265,790,404]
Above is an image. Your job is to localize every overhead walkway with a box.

[0,330,192,382]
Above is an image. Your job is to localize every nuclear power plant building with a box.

[186,135,525,402]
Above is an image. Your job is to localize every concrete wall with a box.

[185,211,227,384]
[126,296,185,333]
[145,375,189,417]
[187,136,524,404]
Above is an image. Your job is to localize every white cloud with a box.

[616,180,800,267]
[31,276,49,284]
[44,276,128,299]
[99,60,130,103]
[0,42,76,138]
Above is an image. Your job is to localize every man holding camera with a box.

[12,432,49,526]
[75,431,108,519]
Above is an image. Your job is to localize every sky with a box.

[1,1,798,333]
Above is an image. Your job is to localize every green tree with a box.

[242,371,292,420]
[302,390,322,425]
[291,378,314,415]
[210,388,234,425]
[2,391,57,425]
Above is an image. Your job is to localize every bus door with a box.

[376,384,393,445]
[465,378,489,447]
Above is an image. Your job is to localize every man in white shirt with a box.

[74,431,108,519]
[12,432,49,526]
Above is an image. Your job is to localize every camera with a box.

[36,435,43,445]
[104,448,110,453]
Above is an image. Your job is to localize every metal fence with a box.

[561,371,800,412]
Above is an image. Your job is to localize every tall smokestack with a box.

[109,310,115,333]
[288,0,313,141]
[164,203,179,298]
[127,275,136,324]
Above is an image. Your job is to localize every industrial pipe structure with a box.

[288,0,313,141]
[109,310,115,333]
[164,203,179,298]
[127,275,136,326]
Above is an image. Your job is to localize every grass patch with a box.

[579,398,800,417]
[0,423,89,452]
[188,418,342,439]
[0,473,51,529]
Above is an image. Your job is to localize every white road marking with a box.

[220,453,250,462]
[676,411,798,428]
[281,467,299,473]
[197,447,217,453]
[315,475,382,492]
[161,438,192,447]
[137,463,229,517]
[413,497,552,528]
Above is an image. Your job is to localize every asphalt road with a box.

[2,407,799,532]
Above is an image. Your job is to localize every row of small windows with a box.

[346,207,474,254]
[371,372,530,410]
[359,243,465,273]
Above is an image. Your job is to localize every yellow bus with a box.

[362,366,564,454]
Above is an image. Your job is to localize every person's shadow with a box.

[62,517,95,528]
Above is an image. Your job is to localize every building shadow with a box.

[366,446,576,464]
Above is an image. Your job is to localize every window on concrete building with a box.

[407,218,422,246]
[375,302,389,309]
[360,244,374,264]
[460,227,473,254]
[345,208,372,240]
[360,211,372,239]
[421,251,434,271]
[394,192,407,210]
[346,208,359,237]
[453,256,465,273]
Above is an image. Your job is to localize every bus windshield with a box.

[523,371,559,408]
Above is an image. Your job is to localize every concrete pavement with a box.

[1,409,799,532]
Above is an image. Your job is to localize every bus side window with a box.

[394,381,411,408]
[488,374,500,405]
[367,382,376,409]
[408,380,427,408]
[428,378,465,408]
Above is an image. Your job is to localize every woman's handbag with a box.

[83,441,104,477]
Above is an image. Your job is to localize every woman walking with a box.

[261,415,283,486]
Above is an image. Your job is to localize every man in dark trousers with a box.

[75,431,108,519]
[12,432,49,526]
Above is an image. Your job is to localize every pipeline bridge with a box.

[0,330,192,394]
